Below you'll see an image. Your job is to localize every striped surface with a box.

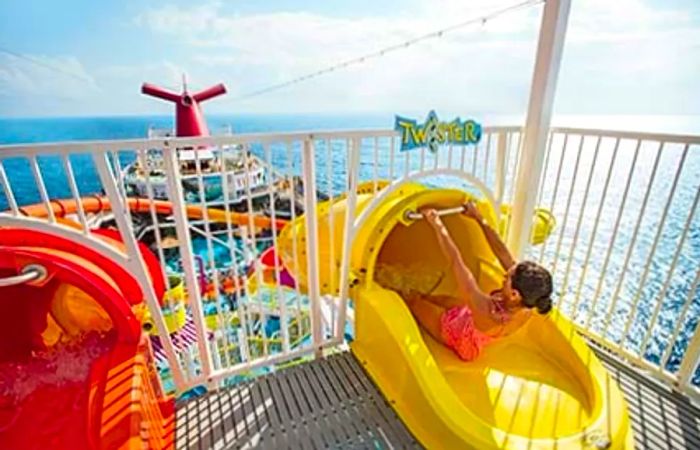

[176,352,419,449]
[176,349,700,449]
[151,318,205,366]
[597,345,700,450]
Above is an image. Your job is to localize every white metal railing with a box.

[531,127,700,394]
[147,124,233,138]
[0,127,518,393]
[0,146,187,390]
[0,125,698,399]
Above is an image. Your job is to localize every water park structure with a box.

[1,1,700,448]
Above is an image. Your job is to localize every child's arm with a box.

[462,202,516,271]
[422,209,491,316]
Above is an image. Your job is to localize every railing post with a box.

[161,142,214,385]
[337,138,361,341]
[678,273,700,388]
[94,152,187,391]
[678,338,700,389]
[506,0,571,258]
[301,137,324,358]
[494,132,507,204]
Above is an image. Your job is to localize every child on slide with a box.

[405,202,553,361]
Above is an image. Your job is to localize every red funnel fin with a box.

[193,83,227,102]
[141,83,180,102]
[141,78,227,138]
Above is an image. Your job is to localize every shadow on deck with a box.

[176,352,419,449]
[176,350,700,449]
[597,346,700,449]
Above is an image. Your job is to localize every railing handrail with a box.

[550,126,700,144]
[0,125,525,157]
[3,125,699,159]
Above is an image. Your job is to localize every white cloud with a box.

[553,0,700,114]
[0,53,97,98]
[133,1,223,35]
[91,61,204,115]
[96,61,186,91]
[133,0,543,113]
[3,0,698,116]
[0,55,189,116]
[567,0,693,43]
[129,0,700,115]
[0,53,102,116]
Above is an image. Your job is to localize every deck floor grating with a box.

[176,352,419,449]
[597,346,700,450]
[176,349,700,449]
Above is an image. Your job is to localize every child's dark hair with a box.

[511,261,553,314]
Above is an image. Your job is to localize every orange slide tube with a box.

[19,196,288,230]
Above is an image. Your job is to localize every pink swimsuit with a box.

[440,295,509,361]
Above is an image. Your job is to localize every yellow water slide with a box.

[278,181,633,449]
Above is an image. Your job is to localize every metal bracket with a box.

[0,264,47,287]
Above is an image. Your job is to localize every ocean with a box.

[2,113,699,145]
[0,113,698,383]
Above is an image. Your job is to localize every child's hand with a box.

[462,201,483,221]
[420,208,440,225]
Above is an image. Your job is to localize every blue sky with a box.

[0,0,698,117]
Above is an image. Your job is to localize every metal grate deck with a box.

[176,350,700,449]
[597,347,700,450]
[176,352,419,449]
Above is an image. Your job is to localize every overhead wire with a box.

[0,46,93,83]
[0,0,543,99]
[234,0,543,101]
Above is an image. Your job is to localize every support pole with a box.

[506,0,571,258]
[495,132,507,203]
[337,138,361,341]
[301,137,324,358]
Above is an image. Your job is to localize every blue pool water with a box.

[0,113,698,384]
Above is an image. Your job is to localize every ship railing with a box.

[0,126,698,399]
[527,127,700,396]
[147,125,234,138]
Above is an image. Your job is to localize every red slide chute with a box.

[0,229,174,449]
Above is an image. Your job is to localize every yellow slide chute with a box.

[278,181,632,449]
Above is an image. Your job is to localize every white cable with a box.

[235,0,543,101]
[0,47,92,82]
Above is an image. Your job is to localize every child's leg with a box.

[405,295,447,345]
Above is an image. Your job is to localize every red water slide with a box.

[0,229,174,449]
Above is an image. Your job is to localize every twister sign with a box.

[394,111,482,153]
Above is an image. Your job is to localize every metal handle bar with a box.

[0,264,47,287]
[404,205,467,221]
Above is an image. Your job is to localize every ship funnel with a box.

[141,75,227,137]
